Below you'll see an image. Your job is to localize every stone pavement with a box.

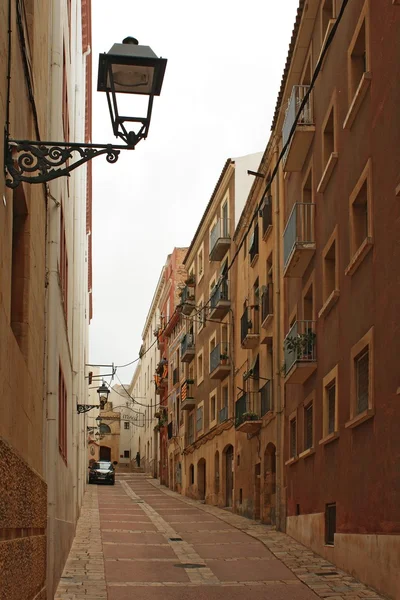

[55,473,388,600]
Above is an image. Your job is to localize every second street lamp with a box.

[5,36,167,187]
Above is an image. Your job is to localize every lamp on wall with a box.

[4,36,167,188]
[77,380,110,414]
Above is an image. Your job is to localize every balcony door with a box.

[222,201,229,237]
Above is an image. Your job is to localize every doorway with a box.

[99,446,111,461]
[263,443,276,524]
[197,458,206,501]
[224,445,234,507]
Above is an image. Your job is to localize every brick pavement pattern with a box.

[55,473,388,600]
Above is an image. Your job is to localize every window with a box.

[188,413,194,446]
[355,349,369,414]
[344,3,370,129]
[347,327,374,428]
[319,227,339,318]
[124,421,130,430]
[347,160,373,275]
[60,207,68,317]
[349,16,367,100]
[198,297,205,331]
[249,223,259,265]
[196,406,203,432]
[11,186,29,354]
[290,417,297,459]
[197,246,204,280]
[323,107,334,169]
[210,393,216,423]
[304,403,313,450]
[325,503,336,545]
[321,0,335,45]
[322,365,338,440]
[221,200,229,237]
[317,96,338,194]
[124,450,130,458]
[197,349,204,384]
[58,364,67,464]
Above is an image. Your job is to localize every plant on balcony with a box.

[285,330,316,360]
[220,352,229,364]
[235,411,259,428]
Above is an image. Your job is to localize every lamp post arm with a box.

[4,139,133,188]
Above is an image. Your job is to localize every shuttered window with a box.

[304,404,313,450]
[356,349,369,414]
[327,383,336,434]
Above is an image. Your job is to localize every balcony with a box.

[210,343,231,380]
[155,374,167,395]
[181,333,195,363]
[209,279,230,320]
[218,405,228,423]
[235,393,261,434]
[181,379,195,411]
[261,284,273,329]
[284,203,316,278]
[260,380,272,416]
[180,285,195,315]
[282,85,315,172]
[284,320,317,384]
[241,306,260,349]
[209,218,231,261]
[249,223,259,266]
[262,198,273,239]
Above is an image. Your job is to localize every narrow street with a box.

[55,474,385,600]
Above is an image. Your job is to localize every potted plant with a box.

[235,410,259,428]
[285,330,316,360]
[220,349,229,365]
[185,274,195,286]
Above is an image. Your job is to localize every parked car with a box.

[88,460,115,485]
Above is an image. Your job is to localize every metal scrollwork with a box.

[77,404,100,414]
[5,139,122,188]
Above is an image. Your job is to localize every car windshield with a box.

[93,461,112,470]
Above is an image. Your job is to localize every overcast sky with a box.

[89,0,299,383]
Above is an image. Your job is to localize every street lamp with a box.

[5,37,167,188]
[97,381,110,409]
[77,381,110,414]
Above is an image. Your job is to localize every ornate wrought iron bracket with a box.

[4,138,134,188]
[77,404,101,414]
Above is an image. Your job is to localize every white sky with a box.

[89,0,299,382]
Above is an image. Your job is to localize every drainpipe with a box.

[45,1,62,597]
[273,139,283,532]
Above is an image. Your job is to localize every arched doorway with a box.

[263,443,276,524]
[214,451,220,495]
[100,446,111,461]
[197,458,206,501]
[224,445,234,507]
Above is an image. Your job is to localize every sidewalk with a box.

[55,475,388,600]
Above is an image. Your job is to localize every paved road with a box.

[55,474,385,600]
[99,475,317,600]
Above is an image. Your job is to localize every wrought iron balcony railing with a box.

[282,85,314,153]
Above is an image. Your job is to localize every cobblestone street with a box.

[55,474,387,600]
